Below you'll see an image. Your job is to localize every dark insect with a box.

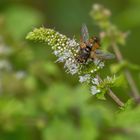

[76,24,115,63]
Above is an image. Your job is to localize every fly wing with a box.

[81,24,89,43]
[95,49,115,60]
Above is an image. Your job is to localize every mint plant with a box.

[90,4,140,104]
[26,26,125,107]
[26,4,139,107]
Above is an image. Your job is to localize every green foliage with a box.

[4,5,43,40]
[26,26,117,100]
[0,1,140,140]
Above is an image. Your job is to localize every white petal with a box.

[79,74,90,83]
[92,78,99,85]
[91,86,100,95]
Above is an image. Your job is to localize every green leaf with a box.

[113,74,127,88]
[127,62,140,71]
[115,7,140,29]
[4,5,43,40]
[96,90,106,100]
[43,61,60,76]
[110,61,127,73]
[119,99,134,112]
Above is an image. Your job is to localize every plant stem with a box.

[112,43,140,103]
[97,75,124,107]
[108,89,124,107]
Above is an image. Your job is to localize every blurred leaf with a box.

[112,106,140,139]
[96,91,106,100]
[4,5,43,40]
[43,118,79,140]
[101,35,111,50]
[40,83,72,115]
[127,62,140,71]
[119,99,134,112]
[111,60,140,74]
[39,83,89,115]
[110,61,127,73]
[24,75,38,91]
[116,7,140,29]
[114,74,128,88]
[0,1,140,140]
[43,61,60,76]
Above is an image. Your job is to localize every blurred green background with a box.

[0,0,140,140]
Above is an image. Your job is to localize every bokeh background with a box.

[0,0,140,140]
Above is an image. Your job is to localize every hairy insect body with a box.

[76,24,114,63]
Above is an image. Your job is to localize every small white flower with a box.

[58,46,61,49]
[0,45,12,55]
[94,59,100,66]
[64,59,79,75]
[103,9,111,17]
[56,55,66,63]
[15,71,26,79]
[94,69,97,72]
[79,74,90,83]
[91,86,100,95]
[76,49,79,53]
[56,50,72,63]
[93,4,101,11]
[106,75,116,83]
[64,50,73,58]
[68,39,78,47]
[91,70,94,73]
[106,76,112,81]
[60,34,63,37]
[53,50,60,56]
[0,60,12,71]
[69,63,79,75]
[94,59,104,69]
[60,48,63,51]
[99,62,105,69]
[92,78,99,85]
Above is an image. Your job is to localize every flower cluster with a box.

[26,27,80,75]
[90,4,127,46]
[26,27,115,97]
